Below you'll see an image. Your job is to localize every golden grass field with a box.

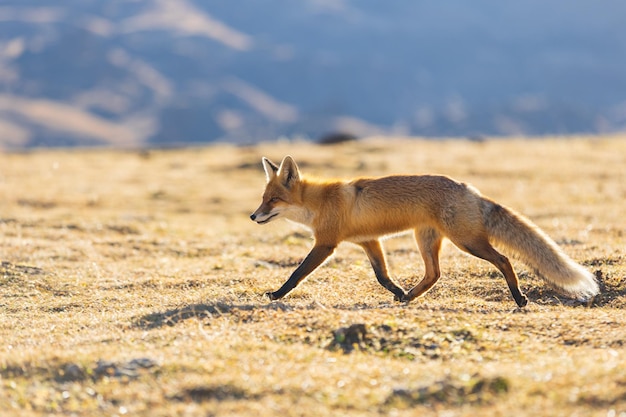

[1,136,625,416]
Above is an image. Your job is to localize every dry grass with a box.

[1,136,625,416]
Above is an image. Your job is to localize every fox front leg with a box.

[266,245,336,300]
[359,240,407,301]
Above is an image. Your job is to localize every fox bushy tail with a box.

[482,201,599,299]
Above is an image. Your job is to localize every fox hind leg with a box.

[457,237,528,307]
[405,228,443,302]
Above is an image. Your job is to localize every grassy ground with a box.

[1,136,625,416]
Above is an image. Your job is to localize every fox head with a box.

[250,156,304,225]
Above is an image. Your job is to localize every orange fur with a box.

[251,156,598,307]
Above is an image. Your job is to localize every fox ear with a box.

[278,155,300,188]
[261,157,279,182]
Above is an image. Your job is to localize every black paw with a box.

[516,295,528,308]
[394,292,409,303]
[265,291,278,301]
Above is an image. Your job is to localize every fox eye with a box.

[269,197,279,203]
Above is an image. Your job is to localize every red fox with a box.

[250,156,599,307]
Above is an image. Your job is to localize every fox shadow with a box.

[133,301,296,330]
[134,269,622,330]
[133,298,413,330]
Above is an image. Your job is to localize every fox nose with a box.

[250,213,256,221]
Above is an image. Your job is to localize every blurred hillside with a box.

[1,0,625,148]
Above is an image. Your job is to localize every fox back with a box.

[251,155,486,245]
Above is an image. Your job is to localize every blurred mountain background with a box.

[1,0,625,148]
